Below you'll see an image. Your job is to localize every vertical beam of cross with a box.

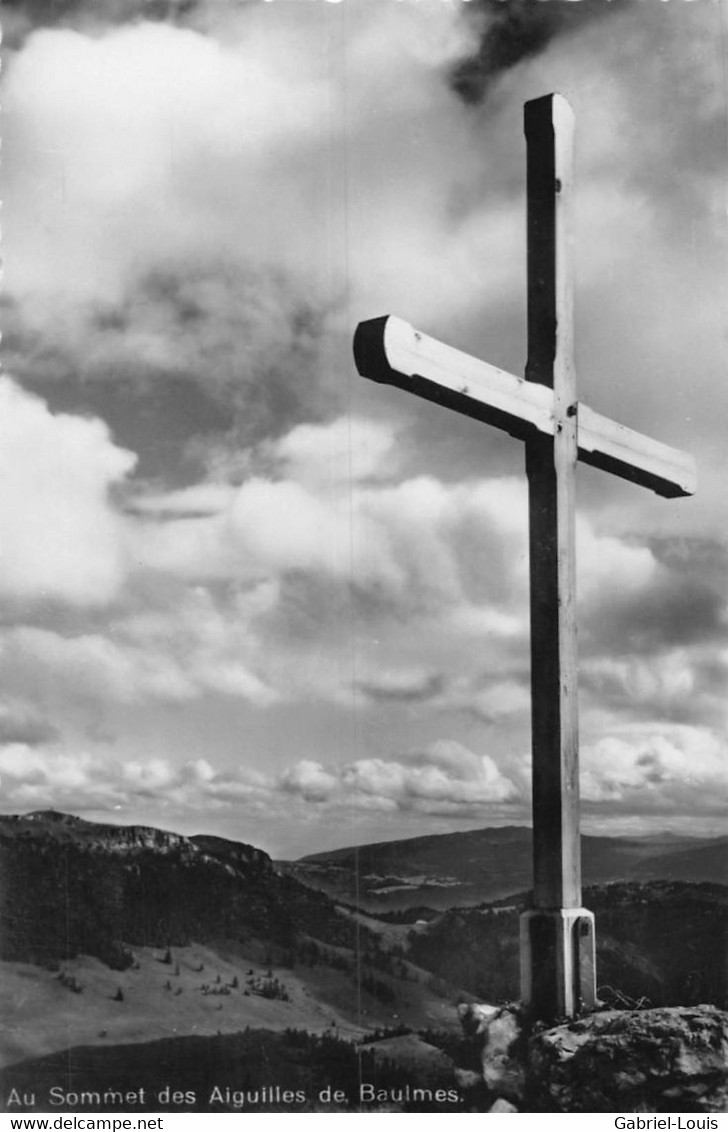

[526,96,579,909]
[520,93,596,1018]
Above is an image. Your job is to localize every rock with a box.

[528,1005,728,1113]
[489,1098,519,1113]
[455,1069,483,1091]
[461,1003,527,1104]
[458,1002,498,1036]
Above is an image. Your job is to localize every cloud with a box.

[7,0,723,510]
[582,724,728,816]
[0,745,119,810]
[2,0,197,48]
[576,522,657,601]
[3,262,334,482]
[583,653,696,721]
[2,5,478,320]
[1,2,524,456]
[357,667,445,705]
[2,720,725,843]
[0,590,281,714]
[286,739,520,815]
[0,736,518,823]
[0,378,135,605]
[580,537,727,657]
[448,0,629,104]
[10,408,678,718]
[0,627,198,707]
[0,743,269,814]
[453,679,531,725]
[4,20,331,300]
[272,416,398,488]
[3,16,347,470]
[581,639,728,735]
[0,384,708,747]
[0,703,58,746]
[280,760,339,805]
[132,421,529,616]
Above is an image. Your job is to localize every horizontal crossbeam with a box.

[354,315,696,499]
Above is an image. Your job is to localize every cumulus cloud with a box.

[0,381,709,753]
[0,401,684,719]
[0,743,269,814]
[4,20,330,301]
[0,592,280,714]
[2,706,725,845]
[132,421,530,616]
[0,378,135,605]
[280,760,339,805]
[582,724,728,816]
[0,1,526,469]
[285,740,519,815]
[272,416,398,488]
[0,720,719,826]
[2,4,487,317]
[0,737,518,824]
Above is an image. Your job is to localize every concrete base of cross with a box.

[519,906,596,1020]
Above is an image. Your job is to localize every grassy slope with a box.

[0,939,460,1070]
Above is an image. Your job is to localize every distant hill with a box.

[0,810,363,968]
[281,826,728,910]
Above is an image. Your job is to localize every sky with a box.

[1,0,727,858]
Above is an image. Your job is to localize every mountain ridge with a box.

[2,810,271,869]
[0,809,359,970]
[282,824,727,911]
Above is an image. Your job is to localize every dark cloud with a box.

[2,0,197,49]
[0,704,59,746]
[592,576,724,655]
[581,535,727,658]
[449,0,633,105]
[651,537,728,594]
[4,261,338,483]
[578,535,728,726]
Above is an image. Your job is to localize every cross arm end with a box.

[577,405,697,499]
[353,315,400,385]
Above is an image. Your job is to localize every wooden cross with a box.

[352,93,696,1020]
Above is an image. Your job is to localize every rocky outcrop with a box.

[460,1003,526,1104]
[529,1006,728,1113]
[0,811,359,968]
[461,1002,728,1113]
